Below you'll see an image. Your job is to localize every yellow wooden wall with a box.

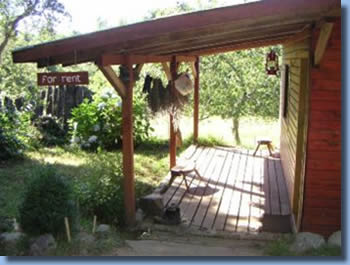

[280,37,310,228]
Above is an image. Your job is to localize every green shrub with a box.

[34,115,67,146]
[19,166,77,236]
[73,151,125,225]
[69,89,153,151]
[0,110,26,160]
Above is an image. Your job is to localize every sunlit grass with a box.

[264,236,342,256]
[150,115,280,150]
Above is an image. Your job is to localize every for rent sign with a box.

[37,72,89,86]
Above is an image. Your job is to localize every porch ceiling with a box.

[12,0,340,67]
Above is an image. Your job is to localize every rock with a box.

[135,208,144,223]
[290,232,325,253]
[29,234,56,256]
[76,232,95,245]
[0,232,27,255]
[95,224,111,238]
[140,193,164,217]
[328,231,341,247]
[75,231,95,254]
[0,216,13,232]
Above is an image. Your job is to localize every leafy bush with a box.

[0,109,26,160]
[73,151,124,225]
[69,89,153,151]
[34,115,67,146]
[19,166,77,236]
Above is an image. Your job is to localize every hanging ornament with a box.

[265,50,279,75]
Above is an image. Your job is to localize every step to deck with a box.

[262,214,292,233]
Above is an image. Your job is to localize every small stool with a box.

[168,161,201,190]
[253,139,273,156]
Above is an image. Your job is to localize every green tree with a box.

[199,47,281,144]
[0,0,69,62]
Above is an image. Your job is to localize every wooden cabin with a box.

[12,0,341,236]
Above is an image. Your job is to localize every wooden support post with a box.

[193,56,200,143]
[169,56,177,169]
[122,56,136,226]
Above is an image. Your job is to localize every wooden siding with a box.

[301,18,341,237]
[280,37,310,229]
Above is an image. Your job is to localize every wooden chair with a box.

[168,161,202,190]
[253,139,273,156]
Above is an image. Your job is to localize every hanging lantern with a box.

[265,50,279,75]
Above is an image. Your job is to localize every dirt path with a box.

[108,231,267,256]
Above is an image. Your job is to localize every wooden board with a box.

[160,146,291,234]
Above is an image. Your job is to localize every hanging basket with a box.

[175,73,193,96]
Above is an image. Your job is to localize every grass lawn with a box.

[0,115,279,220]
[0,139,170,219]
[0,115,281,255]
[151,115,280,150]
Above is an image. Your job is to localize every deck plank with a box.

[263,158,271,215]
[225,150,248,232]
[167,147,204,207]
[236,150,252,232]
[161,145,198,207]
[159,145,291,234]
[179,147,211,221]
[200,149,230,230]
[275,159,291,215]
[213,150,239,231]
[208,150,235,230]
[268,158,281,215]
[175,147,208,218]
[181,148,217,223]
[248,152,264,232]
[191,148,226,227]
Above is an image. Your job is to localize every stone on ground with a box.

[75,231,96,255]
[135,208,144,223]
[290,232,325,253]
[75,231,95,246]
[0,232,27,255]
[95,224,111,238]
[29,234,56,256]
[328,231,341,247]
[0,216,13,232]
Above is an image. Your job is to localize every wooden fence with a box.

[0,85,92,129]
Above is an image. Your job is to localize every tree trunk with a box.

[232,117,241,145]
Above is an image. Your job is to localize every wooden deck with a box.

[161,145,291,233]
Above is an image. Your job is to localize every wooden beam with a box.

[98,65,126,98]
[193,57,200,143]
[314,22,334,66]
[132,63,144,87]
[122,56,136,226]
[190,62,197,78]
[99,54,196,66]
[169,56,177,168]
[283,26,311,45]
[134,63,144,77]
[175,36,289,57]
[162,62,172,81]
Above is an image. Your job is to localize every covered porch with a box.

[11,0,340,228]
[162,145,291,233]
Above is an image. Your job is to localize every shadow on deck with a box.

[160,145,292,234]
